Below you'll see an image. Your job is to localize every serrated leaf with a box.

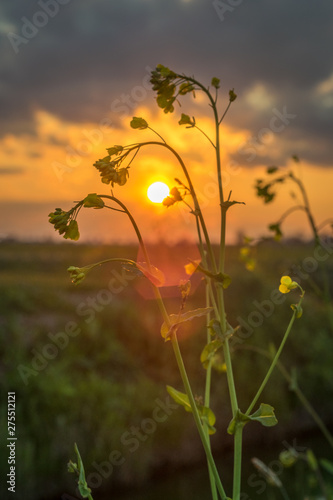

[161,307,213,340]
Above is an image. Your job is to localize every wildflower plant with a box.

[50,65,307,500]
[255,157,333,331]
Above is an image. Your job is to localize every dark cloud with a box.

[0,0,332,165]
[0,166,25,175]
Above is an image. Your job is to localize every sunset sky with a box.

[1,0,333,245]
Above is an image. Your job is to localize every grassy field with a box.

[0,240,333,499]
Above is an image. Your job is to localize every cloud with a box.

[0,0,332,167]
[0,166,24,175]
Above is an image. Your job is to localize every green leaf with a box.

[208,318,222,337]
[130,117,148,129]
[156,64,175,77]
[166,386,216,435]
[201,406,216,435]
[67,459,78,474]
[83,193,105,209]
[166,385,191,412]
[169,186,182,201]
[179,82,194,95]
[194,263,232,289]
[178,113,195,127]
[267,166,278,174]
[64,220,80,241]
[156,94,169,109]
[228,404,277,435]
[73,443,93,499]
[229,89,237,102]
[268,223,283,241]
[161,307,213,340]
[200,339,224,368]
[221,200,245,211]
[107,145,123,156]
[211,77,220,89]
[290,303,303,318]
[250,403,278,427]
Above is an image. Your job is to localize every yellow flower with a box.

[185,259,201,276]
[279,276,298,294]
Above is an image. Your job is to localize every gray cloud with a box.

[0,166,25,175]
[0,0,332,166]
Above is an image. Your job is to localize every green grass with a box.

[0,240,332,499]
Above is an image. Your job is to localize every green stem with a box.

[233,424,243,500]
[124,141,217,273]
[170,333,227,500]
[100,195,151,264]
[246,297,303,416]
[205,360,218,500]
[236,344,333,450]
[204,285,218,500]
[194,124,216,149]
[222,336,238,417]
[277,365,333,450]
[151,284,226,499]
[290,173,319,244]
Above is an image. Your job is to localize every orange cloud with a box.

[0,106,332,245]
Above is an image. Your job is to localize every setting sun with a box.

[147,181,170,203]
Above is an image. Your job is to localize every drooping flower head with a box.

[279,276,298,294]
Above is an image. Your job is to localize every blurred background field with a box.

[0,239,333,500]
